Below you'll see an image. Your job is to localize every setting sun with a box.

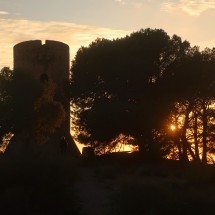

[170,125,176,131]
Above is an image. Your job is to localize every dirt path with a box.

[74,167,111,215]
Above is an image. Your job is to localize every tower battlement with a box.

[14,40,70,85]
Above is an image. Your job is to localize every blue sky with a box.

[1,0,215,68]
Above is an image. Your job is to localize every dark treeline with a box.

[71,28,215,164]
[1,28,215,164]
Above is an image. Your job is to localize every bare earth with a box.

[74,167,111,215]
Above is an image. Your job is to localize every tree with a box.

[71,28,190,158]
[0,68,66,153]
[0,67,14,139]
[33,81,66,144]
[163,47,215,163]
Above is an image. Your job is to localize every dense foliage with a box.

[0,68,66,150]
[71,28,215,163]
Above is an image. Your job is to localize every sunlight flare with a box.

[170,125,176,131]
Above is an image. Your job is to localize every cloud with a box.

[0,11,9,15]
[114,0,128,5]
[0,18,129,69]
[114,0,147,8]
[161,0,215,16]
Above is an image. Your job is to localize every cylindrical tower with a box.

[13,40,80,157]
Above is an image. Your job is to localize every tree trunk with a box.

[186,140,196,161]
[202,99,207,164]
[137,129,157,160]
[181,133,189,162]
[138,135,147,155]
[174,132,182,161]
[181,106,191,163]
[193,112,200,162]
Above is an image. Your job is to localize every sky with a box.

[1,0,215,69]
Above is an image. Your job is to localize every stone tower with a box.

[13,40,80,157]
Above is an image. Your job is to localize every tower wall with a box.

[13,40,80,156]
[14,40,69,86]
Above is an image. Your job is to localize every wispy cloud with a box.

[162,0,215,16]
[114,0,147,8]
[0,11,9,15]
[115,0,127,4]
[0,18,129,69]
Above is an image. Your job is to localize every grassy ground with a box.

[93,158,215,215]
[0,154,80,215]
[1,154,215,215]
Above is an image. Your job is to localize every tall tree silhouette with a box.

[71,28,190,158]
[162,47,215,163]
